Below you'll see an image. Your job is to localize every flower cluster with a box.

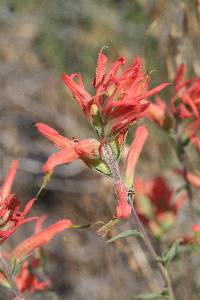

[0,161,36,243]
[62,51,169,139]
[36,50,169,219]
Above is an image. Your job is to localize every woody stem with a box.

[102,142,175,300]
[0,252,25,300]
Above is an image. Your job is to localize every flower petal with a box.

[35,123,72,149]
[62,73,92,116]
[93,49,107,88]
[1,160,18,201]
[124,125,148,188]
[43,148,79,172]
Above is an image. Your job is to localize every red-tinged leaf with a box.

[11,219,73,261]
[1,160,18,201]
[124,125,148,188]
[35,123,72,149]
[43,148,79,172]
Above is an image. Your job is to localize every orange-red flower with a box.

[36,123,100,172]
[0,161,36,243]
[62,50,169,138]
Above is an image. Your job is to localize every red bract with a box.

[62,50,169,138]
[124,125,148,188]
[36,123,100,172]
[11,219,73,261]
[0,161,36,243]
[135,176,185,236]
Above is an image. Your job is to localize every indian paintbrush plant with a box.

[1,49,200,300]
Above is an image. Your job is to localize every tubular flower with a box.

[134,176,186,236]
[115,183,131,219]
[0,161,36,243]
[62,50,169,139]
[36,123,100,172]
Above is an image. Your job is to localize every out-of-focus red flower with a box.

[170,64,200,120]
[135,176,185,236]
[0,161,36,243]
[16,258,51,293]
[36,123,100,172]
[147,96,168,127]
[62,50,169,138]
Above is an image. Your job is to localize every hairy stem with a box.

[0,252,25,300]
[102,142,176,300]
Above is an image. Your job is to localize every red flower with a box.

[36,123,100,172]
[16,258,51,293]
[0,161,36,243]
[134,176,185,235]
[62,50,169,138]
[170,64,200,119]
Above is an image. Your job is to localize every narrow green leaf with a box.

[37,171,52,198]
[162,239,181,267]
[107,229,142,243]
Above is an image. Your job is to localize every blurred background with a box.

[0,0,200,299]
